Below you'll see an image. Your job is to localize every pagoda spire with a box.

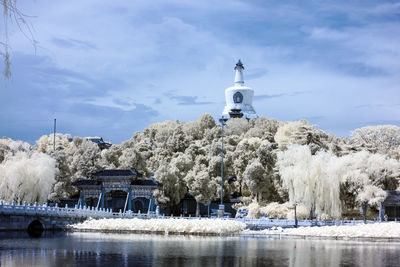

[234,59,244,85]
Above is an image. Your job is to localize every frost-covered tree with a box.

[356,185,386,223]
[277,145,342,219]
[35,133,72,153]
[153,154,193,211]
[339,151,400,211]
[245,117,279,141]
[243,160,269,201]
[100,145,122,169]
[351,125,400,158]
[232,137,260,194]
[184,164,218,217]
[119,147,148,175]
[0,149,56,204]
[275,120,328,154]
[226,118,250,137]
[68,137,102,179]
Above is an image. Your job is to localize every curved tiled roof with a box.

[93,169,138,177]
[131,179,159,186]
[383,190,400,206]
[72,178,101,186]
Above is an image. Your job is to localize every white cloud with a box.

[2,0,400,143]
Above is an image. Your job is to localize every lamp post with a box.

[218,118,227,217]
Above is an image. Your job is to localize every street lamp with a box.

[218,117,227,217]
[293,202,298,228]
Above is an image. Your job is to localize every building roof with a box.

[383,190,400,206]
[72,178,101,186]
[93,169,138,178]
[131,179,159,186]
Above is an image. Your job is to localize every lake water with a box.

[0,232,399,266]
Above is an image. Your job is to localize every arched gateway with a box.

[72,169,161,213]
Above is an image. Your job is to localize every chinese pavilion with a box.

[72,169,161,213]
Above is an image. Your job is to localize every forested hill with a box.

[1,114,399,219]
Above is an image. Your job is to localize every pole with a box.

[53,118,56,151]
[220,122,224,205]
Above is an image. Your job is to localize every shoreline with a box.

[239,231,400,242]
[65,228,400,242]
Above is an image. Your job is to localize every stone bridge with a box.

[0,200,147,236]
[1,200,375,236]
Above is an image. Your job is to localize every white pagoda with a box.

[222,60,258,119]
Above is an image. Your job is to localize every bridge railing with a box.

[0,200,115,219]
[0,200,379,227]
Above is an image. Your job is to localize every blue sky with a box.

[1,0,399,144]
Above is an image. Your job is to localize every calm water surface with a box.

[0,232,399,266]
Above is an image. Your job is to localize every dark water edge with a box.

[68,228,400,242]
[1,231,400,267]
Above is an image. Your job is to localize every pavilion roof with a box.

[383,190,400,206]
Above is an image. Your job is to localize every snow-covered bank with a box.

[258,222,400,239]
[69,218,246,235]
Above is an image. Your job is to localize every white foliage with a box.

[35,133,72,153]
[70,218,246,234]
[286,204,310,220]
[246,201,261,219]
[243,160,268,200]
[356,185,387,206]
[263,222,400,238]
[260,202,310,220]
[351,125,400,157]
[185,165,218,205]
[260,202,290,219]
[0,150,56,203]
[277,145,342,218]
[226,118,250,136]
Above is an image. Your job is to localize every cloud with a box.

[0,52,159,143]
[254,91,310,101]
[113,98,133,107]
[254,94,286,101]
[362,120,400,127]
[299,116,326,122]
[168,95,214,106]
[246,68,268,80]
[52,38,97,50]
[354,103,400,109]
[3,0,399,144]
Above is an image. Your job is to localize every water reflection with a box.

[0,232,399,266]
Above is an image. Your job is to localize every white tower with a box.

[222,60,258,119]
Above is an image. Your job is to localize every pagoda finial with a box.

[234,59,244,84]
[234,59,244,70]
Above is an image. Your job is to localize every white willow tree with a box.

[1,1,36,78]
[277,145,342,219]
[0,149,56,203]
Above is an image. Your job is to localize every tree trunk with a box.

[196,201,200,218]
[362,202,368,224]
[294,204,298,228]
